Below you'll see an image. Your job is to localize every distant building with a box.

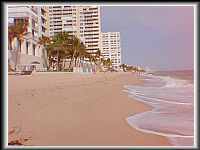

[101,32,122,69]
[8,6,49,71]
[48,6,101,55]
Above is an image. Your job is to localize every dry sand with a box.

[8,72,171,146]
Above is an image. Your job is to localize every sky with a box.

[100,6,194,71]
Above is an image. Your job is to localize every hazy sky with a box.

[100,6,194,71]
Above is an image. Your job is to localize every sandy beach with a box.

[8,72,171,146]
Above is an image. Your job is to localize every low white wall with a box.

[8,50,45,71]
[73,67,93,73]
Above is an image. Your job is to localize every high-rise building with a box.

[101,32,122,68]
[8,5,123,72]
[48,6,101,54]
[8,6,49,71]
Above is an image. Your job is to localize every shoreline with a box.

[8,72,171,146]
[123,71,194,147]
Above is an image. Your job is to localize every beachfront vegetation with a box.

[101,58,112,70]
[8,22,112,72]
[119,64,145,73]
[8,20,29,71]
[47,32,70,71]
[45,32,107,72]
[68,36,85,71]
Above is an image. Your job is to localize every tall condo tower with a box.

[101,32,122,68]
[48,5,101,54]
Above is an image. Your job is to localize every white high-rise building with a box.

[8,6,49,70]
[101,32,122,68]
[49,6,101,54]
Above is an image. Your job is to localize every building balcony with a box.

[86,46,99,49]
[84,29,99,33]
[85,25,99,29]
[84,16,99,20]
[41,14,48,21]
[22,32,39,42]
[42,24,48,29]
[84,35,99,38]
[41,6,48,12]
[85,41,99,44]
[84,9,98,13]
[32,26,38,31]
[84,18,99,22]
[84,23,99,26]
[8,11,30,18]
[31,13,38,21]
[31,7,38,15]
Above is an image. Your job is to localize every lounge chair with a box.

[15,66,34,75]
[19,70,33,75]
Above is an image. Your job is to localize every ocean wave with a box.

[123,70,194,146]
[131,93,193,105]
[144,72,193,88]
[126,116,193,138]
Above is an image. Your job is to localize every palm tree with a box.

[68,36,82,71]
[8,20,29,71]
[119,63,127,72]
[105,58,112,70]
[132,66,138,72]
[126,65,134,72]
[94,50,102,71]
[46,46,57,70]
[38,36,51,70]
[76,42,87,68]
[100,58,113,72]
[81,51,90,68]
[87,54,95,70]
[8,25,15,50]
[74,41,85,67]
[86,50,102,72]
[47,32,70,71]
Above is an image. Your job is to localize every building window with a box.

[26,41,29,54]
[19,40,22,52]
[32,29,35,36]
[32,44,36,56]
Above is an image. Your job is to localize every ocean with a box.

[123,70,195,146]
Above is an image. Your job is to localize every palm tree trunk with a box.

[57,51,59,71]
[63,58,66,71]
[46,50,50,70]
[44,47,49,69]
[69,48,77,70]
[68,56,73,70]
[8,38,12,50]
[78,58,81,67]
[61,58,65,71]
[14,37,20,72]
[75,58,77,67]
[77,58,80,67]
[90,60,92,69]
